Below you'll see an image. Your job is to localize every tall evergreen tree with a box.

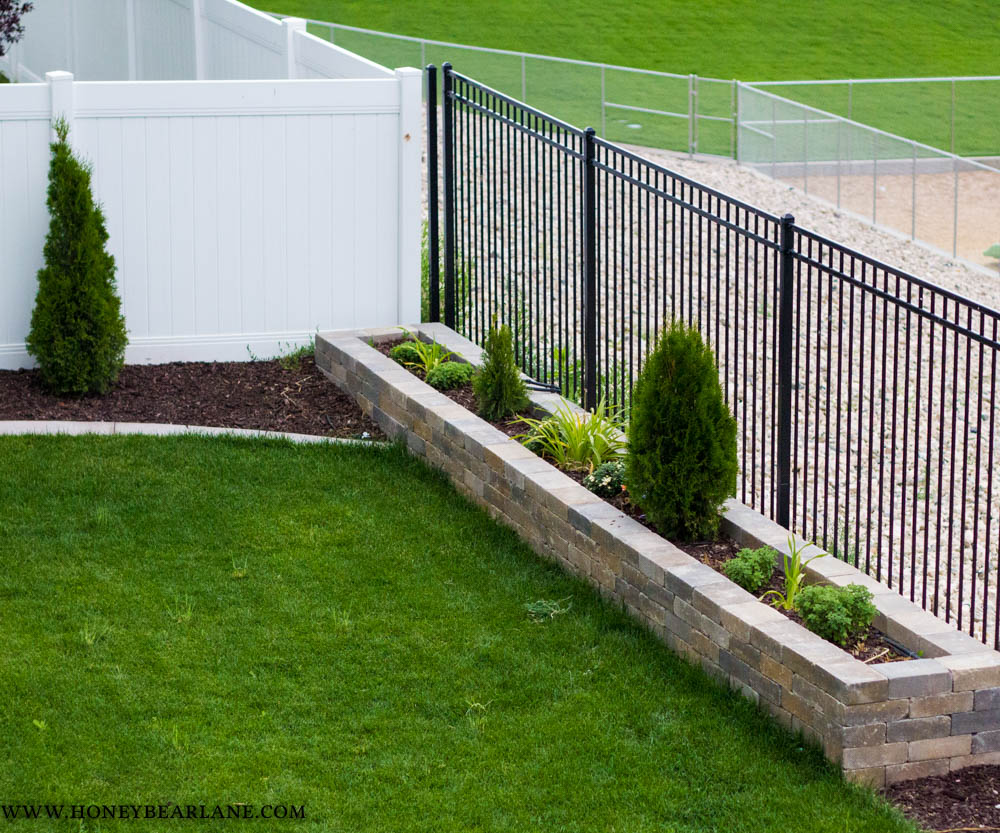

[26,119,127,394]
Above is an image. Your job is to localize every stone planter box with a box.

[316,322,1000,788]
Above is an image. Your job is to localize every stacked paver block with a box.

[316,323,1000,787]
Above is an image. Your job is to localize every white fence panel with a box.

[0,74,420,367]
[134,0,196,80]
[2,0,387,83]
[293,29,391,80]
[201,0,283,80]
[0,86,49,352]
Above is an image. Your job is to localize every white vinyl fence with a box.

[0,1,421,368]
[2,0,391,82]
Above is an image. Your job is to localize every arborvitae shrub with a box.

[473,320,528,421]
[26,119,127,394]
[626,321,737,541]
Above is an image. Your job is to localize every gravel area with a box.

[623,144,1000,308]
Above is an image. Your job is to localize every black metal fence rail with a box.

[427,64,1000,649]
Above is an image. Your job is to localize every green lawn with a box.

[252,1,1000,155]
[0,435,918,832]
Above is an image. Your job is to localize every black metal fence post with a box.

[776,213,796,531]
[582,127,597,411]
[441,63,456,330]
[426,65,440,323]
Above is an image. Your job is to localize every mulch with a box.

[886,764,1000,831]
[0,354,383,440]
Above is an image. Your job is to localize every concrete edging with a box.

[315,323,1000,787]
[0,420,381,446]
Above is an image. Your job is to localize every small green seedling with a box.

[465,699,493,730]
[759,536,826,611]
[525,597,572,622]
[79,617,110,647]
[33,719,47,731]
[166,595,194,624]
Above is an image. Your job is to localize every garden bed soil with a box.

[380,342,910,665]
[885,764,1000,831]
[375,339,524,438]
[0,355,383,440]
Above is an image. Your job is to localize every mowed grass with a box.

[253,0,1000,155]
[0,435,918,832]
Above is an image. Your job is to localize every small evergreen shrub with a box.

[722,546,777,594]
[626,321,737,541]
[473,320,529,420]
[390,342,423,367]
[26,119,127,395]
[582,459,626,499]
[795,583,876,647]
[425,361,474,390]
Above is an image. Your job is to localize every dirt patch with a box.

[0,355,382,440]
[886,764,1000,831]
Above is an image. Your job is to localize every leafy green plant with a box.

[760,537,826,611]
[389,341,423,366]
[26,118,127,395]
[396,329,453,375]
[795,583,876,647]
[626,321,737,541]
[278,339,314,371]
[984,243,1000,261]
[515,399,625,472]
[474,319,529,420]
[524,597,572,622]
[425,361,475,390]
[722,546,777,594]
[582,459,626,499]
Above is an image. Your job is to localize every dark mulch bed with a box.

[0,355,383,440]
[886,764,1000,831]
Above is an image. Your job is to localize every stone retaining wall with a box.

[316,323,1000,787]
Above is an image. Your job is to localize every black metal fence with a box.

[426,64,1000,650]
